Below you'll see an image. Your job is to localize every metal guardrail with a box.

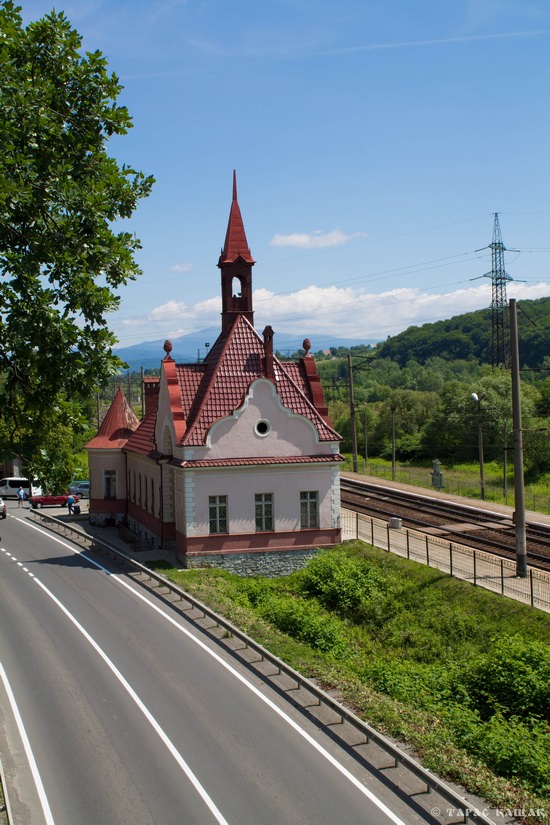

[30,510,498,825]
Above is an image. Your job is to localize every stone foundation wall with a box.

[180,547,321,577]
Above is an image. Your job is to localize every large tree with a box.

[0,1,153,469]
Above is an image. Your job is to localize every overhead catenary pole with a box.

[363,409,368,468]
[391,404,396,481]
[510,299,527,578]
[348,353,358,473]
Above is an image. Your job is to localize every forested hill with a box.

[374,296,550,368]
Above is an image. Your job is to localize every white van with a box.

[0,477,42,499]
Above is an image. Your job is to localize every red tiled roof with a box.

[173,454,344,469]
[86,387,139,449]
[175,315,340,446]
[124,412,160,458]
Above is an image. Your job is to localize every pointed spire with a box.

[85,387,139,449]
[218,170,255,265]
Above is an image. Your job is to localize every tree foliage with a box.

[375,297,550,369]
[0,1,153,468]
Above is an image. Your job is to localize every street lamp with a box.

[471,392,486,501]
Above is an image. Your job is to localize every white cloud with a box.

[169,262,193,273]
[114,282,550,347]
[148,300,189,321]
[269,229,366,249]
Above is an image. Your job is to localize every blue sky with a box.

[21,0,550,352]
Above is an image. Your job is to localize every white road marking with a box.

[0,663,56,825]
[16,516,408,824]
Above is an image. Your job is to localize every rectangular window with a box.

[209,495,228,534]
[255,493,273,532]
[104,470,117,500]
[300,491,319,528]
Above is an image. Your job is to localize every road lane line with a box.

[0,662,56,825]
[16,516,408,824]
[28,574,230,825]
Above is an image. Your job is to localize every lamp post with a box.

[471,392,486,501]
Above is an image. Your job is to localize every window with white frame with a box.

[209,495,228,534]
[255,493,273,531]
[300,491,319,528]
[104,470,117,500]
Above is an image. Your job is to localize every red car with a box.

[28,493,80,509]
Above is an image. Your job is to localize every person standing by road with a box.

[67,494,75,515]
[17,487,25,508]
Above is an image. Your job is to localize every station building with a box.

[86,175,343,573]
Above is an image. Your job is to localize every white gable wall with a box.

[205,379,333,459]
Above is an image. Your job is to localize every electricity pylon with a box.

[475,213,515,369]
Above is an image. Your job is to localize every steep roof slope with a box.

[86,387,139,449]
[175,315,339,447]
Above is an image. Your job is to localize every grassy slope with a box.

[153,543,550,824]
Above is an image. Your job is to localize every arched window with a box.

[231,275,243,298]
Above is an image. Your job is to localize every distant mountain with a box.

[114,328,375,371]
[375,296,550,368]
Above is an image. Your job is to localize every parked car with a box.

[69,481,89,499]
[0,497,6,518]
[28,493,80,509]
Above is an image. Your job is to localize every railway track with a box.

[341,477,550,572]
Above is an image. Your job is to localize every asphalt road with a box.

[0,502,429,825]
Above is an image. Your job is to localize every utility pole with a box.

[510,299,527,577]
[348,353,358,473]
[391,404,396,481]
[363,409,368,468]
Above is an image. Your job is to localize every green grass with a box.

[152,544,550,823]
[344,455,550,513]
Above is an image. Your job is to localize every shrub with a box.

[462,635,550,721]
[460,713,550,795]
[299,550,390,616]
[257,594,346,656]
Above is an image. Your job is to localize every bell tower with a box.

[218,171,255,336]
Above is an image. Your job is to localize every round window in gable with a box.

[255,419,271,437]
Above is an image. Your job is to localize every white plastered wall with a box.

[88,449,127,500]
[204,378,334,460]
[184,464,338,537]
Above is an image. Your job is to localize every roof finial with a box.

[233,169,237,202]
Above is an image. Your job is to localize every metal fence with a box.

[341,509,550,613]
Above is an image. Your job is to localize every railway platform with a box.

[342,470,550,527]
